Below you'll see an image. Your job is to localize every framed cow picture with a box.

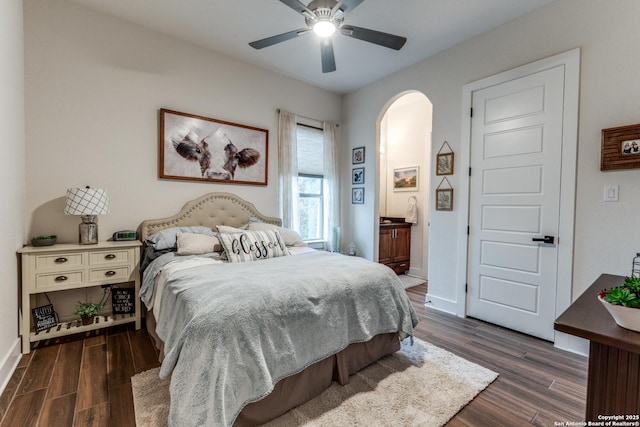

[160,108,268,185]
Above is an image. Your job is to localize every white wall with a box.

[24,0,341,244]
[342,0,640,310]
[23,0,341,319]
[0,0,26,393]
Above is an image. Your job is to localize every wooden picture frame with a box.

[352,147,365,164]
[436,188,453,211]
[601,123,640,171]
[393,166,419,191]
[160,108,268,185]
[352,187,364,204]
[436,152,454,175]
[352,167,365,185]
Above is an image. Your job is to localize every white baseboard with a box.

[553,331,589,357]
[424,293,459,316]
[0,338,22,396]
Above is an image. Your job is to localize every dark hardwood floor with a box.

[0,283,587,426]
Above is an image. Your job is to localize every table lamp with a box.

[64,187,110,244]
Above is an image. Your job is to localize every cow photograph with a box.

[160,109,268,185]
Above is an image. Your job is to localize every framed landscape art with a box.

[160,108,268,185]
[393,166,419,191]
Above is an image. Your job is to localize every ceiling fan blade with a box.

[334,0,365,14]
[320,38,336,73]
[279,0,315,17]
[340,25,407,50]
[249,28,311,49]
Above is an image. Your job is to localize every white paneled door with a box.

[467,65,565,341]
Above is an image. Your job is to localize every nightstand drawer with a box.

[35,270,84,290]
[89,249,133,266]
[89,266,131,284]
[34,253,84,272]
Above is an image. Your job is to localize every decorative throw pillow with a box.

[247,222,307,247]
[145,226,215,250]
[217,229,289,262]
[176,233,222,255]
[216,225,246,234]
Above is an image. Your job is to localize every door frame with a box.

[455,48,580,341]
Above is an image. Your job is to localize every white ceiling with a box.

[68,0,554,94]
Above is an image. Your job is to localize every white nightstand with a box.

[18,241,142,354]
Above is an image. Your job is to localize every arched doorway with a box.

[377,91,432,280]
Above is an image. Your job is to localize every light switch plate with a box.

[604,184,619,202]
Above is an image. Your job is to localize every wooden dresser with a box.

[555,274,640,420]
[379,222,411,274]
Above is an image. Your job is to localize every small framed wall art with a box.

[352,167,365,185]
[352,146,365,164]
[601,123,640,171]
[352,187,364,204]
[393,166,419,191]
[436,141,454,176]
[435,177,453,211]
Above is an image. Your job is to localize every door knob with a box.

[532,235,555,244]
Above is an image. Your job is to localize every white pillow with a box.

[176,233,222,255]
[216,225,245,234]
[247,218,307,247]
[247,223,307,247]
[217,229,289,262]
[145,226,215,250]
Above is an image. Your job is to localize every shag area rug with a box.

[398,275,426,289]
[131,338,498,427]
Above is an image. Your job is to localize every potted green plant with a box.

[31,235,57,246]
[75,300,106,325]
[598,276,640,332]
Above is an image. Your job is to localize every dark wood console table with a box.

[555,274,640,420]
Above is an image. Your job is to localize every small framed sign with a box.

[112,287,135,314]
[32,304,57,333]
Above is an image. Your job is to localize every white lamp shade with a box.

[64,188,110,215]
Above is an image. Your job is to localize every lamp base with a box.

[79,215,98,244]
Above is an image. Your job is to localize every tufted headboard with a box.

[139,192,282,241]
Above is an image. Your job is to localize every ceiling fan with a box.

[249,0,407,73]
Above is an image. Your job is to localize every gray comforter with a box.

[142,250,418,427]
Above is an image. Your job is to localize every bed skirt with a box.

[144,309,400,426]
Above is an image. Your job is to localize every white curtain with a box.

[323,121,340,252]
[278,110,299,230]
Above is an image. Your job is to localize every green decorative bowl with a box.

[31,235,57,246]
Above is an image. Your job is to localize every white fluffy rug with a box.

[398,275,426,289]
[132,338,497,427]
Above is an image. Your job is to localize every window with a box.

[296,124,324,241]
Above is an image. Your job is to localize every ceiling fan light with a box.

[313,20,336,37]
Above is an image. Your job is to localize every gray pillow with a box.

[145,226,215,250]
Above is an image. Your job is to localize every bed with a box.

[139,192,418,426]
